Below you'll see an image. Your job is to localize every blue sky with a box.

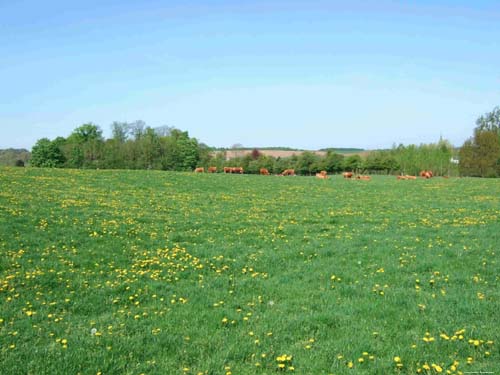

[1,0,499,150]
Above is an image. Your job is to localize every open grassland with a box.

[0,168,498,375]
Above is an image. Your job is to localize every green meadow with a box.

[0,167,498,375]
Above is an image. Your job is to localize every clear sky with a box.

[1,0,499,150]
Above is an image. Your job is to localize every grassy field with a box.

[0,167,498,374]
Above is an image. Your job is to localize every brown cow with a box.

[231,167,244,174]
[282,169,295,176]
[343,172,353,179]
[316,172,328,179]
[356,175,371,180]
[194,167,204,173]
[223,167,232,173]
[208,166,217,173]
[260,168,270,175]
[420,170,433,178]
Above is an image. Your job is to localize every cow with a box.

[194,167,204,173]
[356,175,371,180]
[316,172,328,179]
[208,166,217,173]
[231,167,244,174]
[420,170,433,179]
[223,167,232,173]
[282,169,295,176]
[260,168,270,175]
[343,172,353,179]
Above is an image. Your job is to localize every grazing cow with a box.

[208,166,217,173]
[282,169,295,176]
[224,167,232,173]
[194,167,204,173]
[260,168,270,175]
[343,172,353,179]
[356,175,371,180]
[231,167,244,174]
[420,170,433,179]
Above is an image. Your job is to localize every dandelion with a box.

[431,364,443,373]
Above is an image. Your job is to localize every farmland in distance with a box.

[0,167,498,374]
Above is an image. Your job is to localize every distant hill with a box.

[221,149,327,159]
[319,147,365,154]
[0,149,30,166]
[213,147,371,160]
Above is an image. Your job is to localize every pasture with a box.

[0,168,498,374]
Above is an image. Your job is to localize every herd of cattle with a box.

[194,167,440,180]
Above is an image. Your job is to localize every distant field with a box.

[221,149,328,159]
[0,168,498,374]
[218,149,370,159]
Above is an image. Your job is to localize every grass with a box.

[0,167,498,374]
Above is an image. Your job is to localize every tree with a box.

[296,151,318,175]
[459,130,500,177]
[30,138,65,167]
[458,139,476,176]
[459,106,500,177]
[343,155,362,172]
[473,130,500,177]
[475,106,500,136]
[62,123,104,168]
[323,151,344,173]
[111,122,131,143]
[137,127,162,169]
[251,148,261,160]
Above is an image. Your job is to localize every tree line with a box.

[29,121,455,175]
[208,140,455,176]
[28,105,499,176]
[30,121,211,171]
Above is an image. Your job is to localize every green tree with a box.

[458,139,475,176]
[475,106,500,136]
[343,155,362,172]
[459,131,500,177]
[296,151,318,175]
[63,123,104,168]
[323,151,344,173]
[473,130,500,177]
[30,138,65,167]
